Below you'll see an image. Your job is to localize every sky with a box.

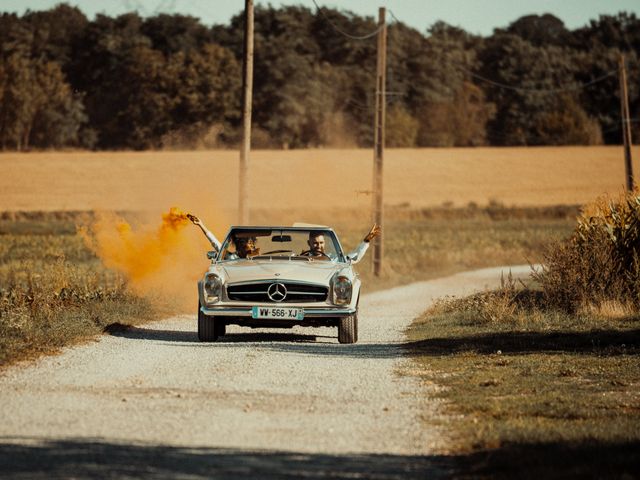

[1,0,639,35]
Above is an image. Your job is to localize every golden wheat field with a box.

[1,147,638,222]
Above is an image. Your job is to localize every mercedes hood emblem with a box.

[267,282,287,302]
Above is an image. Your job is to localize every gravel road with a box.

[0,265,531,479]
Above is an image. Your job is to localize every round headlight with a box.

[332,275,352,305]
[203,273,222,304]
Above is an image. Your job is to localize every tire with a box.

[215,320,226,337]
[338,313,358,344]
[198,303,218,342]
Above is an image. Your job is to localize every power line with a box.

[310,0,383,40]
[386,7,622,96]
[387,9,401,25]
[463,68,617,94]
[602,118,640,135]
[122,0,176,16]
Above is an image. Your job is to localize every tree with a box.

[69,13,153,148]
[0,54,38,149]
[451,82,496,146]
[0,13,33,59]
[386,105,418,147]
[29,59,88,148]
[141,14,212,55]
[165,43,241,147]
[416,82,495,147]
[504,14,572,47]
[2,4,638,150]
[0,53,87,149]
[409,23,494,146]
[214,5,380,147]
[532,94,602,145]
[477,33,600,145]
[23,4,88,65]
[573,13,640,143]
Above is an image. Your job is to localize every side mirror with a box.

[207,250,218,261]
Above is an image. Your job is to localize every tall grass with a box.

[0,220,154,365]
[534,191,640,313]
[406,194,640,471]
[426,192,640,325]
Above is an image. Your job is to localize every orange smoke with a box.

[82,207,213,310]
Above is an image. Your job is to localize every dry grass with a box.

[531,191,640,315]
[0,206,576,365]
[406,219,640,477]
[0,218,160,366]
[406,285,640,477]
[1,147,638,219]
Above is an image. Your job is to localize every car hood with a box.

[219,259,341,285]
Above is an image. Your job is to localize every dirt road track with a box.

[0,266,531,479]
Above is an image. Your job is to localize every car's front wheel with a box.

[338,313,358,344]
[198,303,218,342]
[215,320,226,337]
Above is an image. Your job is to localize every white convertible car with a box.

[197,225,361,344]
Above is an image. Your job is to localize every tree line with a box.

[0,3,638,150]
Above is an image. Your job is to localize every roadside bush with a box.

[0,220,156,365]
[429,272,548,326]
[0,257,151,365]
[534,191,640,312]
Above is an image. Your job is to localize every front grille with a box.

[227,282,328,303]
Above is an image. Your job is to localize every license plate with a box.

[251,306,304,320]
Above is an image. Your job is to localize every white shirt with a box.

[204,229,222,251]
[345,241,370,264]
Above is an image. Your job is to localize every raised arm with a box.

[187,214,222,251]
[346,223,381,264]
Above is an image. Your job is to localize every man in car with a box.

[304,224,381,264]
[188,215,258,259]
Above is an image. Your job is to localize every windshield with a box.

[219,228,343,262]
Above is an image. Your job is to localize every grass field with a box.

[406,285,640,477]
[0,215,157,365]
[1,147,638,224]
[405,187,640,476]
[0,205,576,365]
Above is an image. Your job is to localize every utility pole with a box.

[239,0,254,223]
[619,54,635,192]
[372,7,386,277]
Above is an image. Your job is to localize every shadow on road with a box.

[104,323,405,358]
[106,324,328,345]
[259,342,404,358]
[103,324,639,359]
[217,332,324,343]
[405,329,640,356]
[0,437,450,479]
[1,437,638,479]
[105,324,199,343]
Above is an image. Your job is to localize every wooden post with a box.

[619,54,635,191]
[372,7,386,277]
[239,0,254,223]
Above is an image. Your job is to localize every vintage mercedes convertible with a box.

[197,225,361,344]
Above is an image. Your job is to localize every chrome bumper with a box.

[201,305,356,318]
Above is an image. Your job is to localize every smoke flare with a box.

[81,207,209,310]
